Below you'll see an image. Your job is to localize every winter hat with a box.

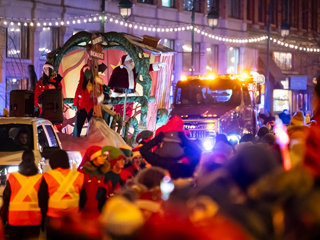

[78,146,103,170]
[305,114,311,124]
[132,146,141,158]
[119,145,132,158]
[291,111,305,126]
[101,196,145,237]
[136,130,153,144]
[50,150,70,169]
[101,146,125,168]
[43,61,53,70]
[120,55,132,69]
[257,126,269,139]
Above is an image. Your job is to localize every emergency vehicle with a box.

[171,72,265,150]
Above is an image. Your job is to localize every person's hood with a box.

[156,116,184,135]
[83,160,110,174]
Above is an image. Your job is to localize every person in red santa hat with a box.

[108,55,166,116]
[73,65,103,137]
[78,146,110,220]
[34,62,62,113]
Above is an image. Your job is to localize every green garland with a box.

[123,117,139,146]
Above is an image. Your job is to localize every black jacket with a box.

[140,131,202,171]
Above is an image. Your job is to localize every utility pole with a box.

[101,0,105,32]
[191,0,195,76]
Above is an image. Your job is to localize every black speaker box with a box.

[10,90,34,117]
[42,89,64,124]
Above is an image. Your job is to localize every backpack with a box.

[154,131,185,159]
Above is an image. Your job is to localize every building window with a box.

[137,0,154,4]
[162,0,175,7]
[39,27,59,60]
[227,0,240,19]
[311,0,318,31]
[273,52,292,71]
[302,1,308,30]
[247,0,253,21]
[182,42,200,72]
[258,0,266,23]
[183,0,200,12]
[207,0,218,13]
[227,47,239,74]
[206,45,218,73]
[6,24,29,59]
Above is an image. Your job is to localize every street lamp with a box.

[207,6,219,30]
[280,20,290,38]
[118,0,133,21]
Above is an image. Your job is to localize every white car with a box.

[0,117,82,184]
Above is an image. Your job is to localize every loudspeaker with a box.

[42,89,64,124]
[10,90,34,117]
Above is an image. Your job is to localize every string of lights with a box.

[1,12,319,53]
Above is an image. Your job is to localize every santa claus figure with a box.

[108,55,165,116]
[73,65,103,137]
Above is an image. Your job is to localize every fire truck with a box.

[171,72,265,150]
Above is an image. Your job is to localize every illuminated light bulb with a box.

[153,28,156,31]
[78,19,82,23]
[115,19,119,23]
[194,28,197,31]
[311,49,314,52]
[161,29,164,32]
[205,33,208,36]
[245,39,248,43]
[281,42,284,45]
[235,39,239,43]
[37,23,40,26]
[144,27,147,30]
[30,22,34,26]
[43,22,47,26]
[186,26,190,30]
[139,26,142,30]
[24,22,27,26]
[120,21,123,25]
[222,38,225,41]
[170,28,173,32]
[17,22,21,26]
[270,37,273,40]
[72,20,75,24]
[84,19,87,23]
[174,28,177,31]
[273,39,277,42]
[166,29,169,32]
[134,25,137,29]
[4,21,7,25]
[182,27,185,30]
[67,21,70,24]
[110,18,113,22]
[157,28,160,32]
[197,29,200,33]
[148,27,151,31]
[129,24,132,28]
[208,34,212,38]
[318,49,320,52]
[125,23,128,26]
[89,18,92,22]
[55,22,59,25]
[285,43,288,47]
[93,17,97,21]
[218,37,222,41]
[277,40,281,44]
[99,16,102,20]
[232,39,235,43]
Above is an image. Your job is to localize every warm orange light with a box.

[241,73,248,79]
[181,75,187,81]
[208,114,212,117]
[206,74,215,80]
[213,114,217,117]
[204,114,207,117]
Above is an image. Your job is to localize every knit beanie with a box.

[101,196,145,236]
[291,111,305,126]
[78,146,103,170]
[50,150,70,169]
[101,146,125,168]
[119,145,132,158]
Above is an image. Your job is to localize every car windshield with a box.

[0,124,34,152]
[175,80,241,106]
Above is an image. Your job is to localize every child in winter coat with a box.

[78,146,110,220]
[96,146,133,211]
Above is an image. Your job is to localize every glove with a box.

[35,107,39,112]
[155,131,164,143]
[72,105,77,110]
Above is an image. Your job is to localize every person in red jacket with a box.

[96,146,133,212]
[78,146,110,219]
[34,62,62,113]
[73,65,103,137]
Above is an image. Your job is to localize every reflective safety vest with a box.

[43,168,84,218]
[8,172,42,226]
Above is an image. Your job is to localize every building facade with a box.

[0,0,319,116]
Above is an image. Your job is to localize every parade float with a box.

[45,31,174,154]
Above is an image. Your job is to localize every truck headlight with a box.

[203,139,214,151]
[7,166,19,173]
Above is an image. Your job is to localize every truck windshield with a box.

[175,80,241,106]
[0,124,34,152]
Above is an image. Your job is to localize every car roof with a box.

[0,117,53,125]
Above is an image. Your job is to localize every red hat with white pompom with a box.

[43,62,54,70]
[120,55,132,69]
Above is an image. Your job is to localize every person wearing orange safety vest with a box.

[1,150,43,240]
[38,150,85,240]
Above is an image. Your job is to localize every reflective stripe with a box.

[47,170,80,209]
[9,172,42,212]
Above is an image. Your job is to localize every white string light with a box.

[0,13,317,53]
